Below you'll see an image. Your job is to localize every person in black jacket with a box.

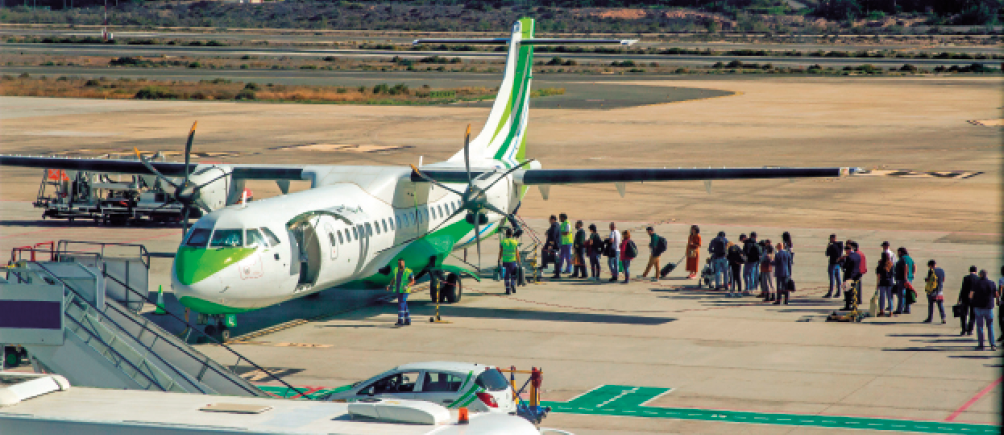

[571,220,587,279]
[824,234,844,298]
[727,239,746,297]
[586,224,604,281]
[970,270,997,351]
[841,244,862,310]
[542,215,559,273]
[742,232,761,294]
[958,266,979,336]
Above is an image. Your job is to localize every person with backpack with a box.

[743,232,761,294]
[620,230,638,284]
[709,231,728,290]
[773,242,793,305]
[606,222,622,282]
[921,259,947,324]
[641,227,667,282]
[727,240,746,297]
[841,243,862,310]
[571,220,587,279]
[760,243,775,302]
[685,225,702,279]
[875,252,895,317]
[586,224,604,281]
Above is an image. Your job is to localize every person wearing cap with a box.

[970,269,997,351]
[824,234,843,298]
[922,260,946,324]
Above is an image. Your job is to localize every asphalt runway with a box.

[0,75,1000,434]
[3,28,999,54]
[3,42,993,68]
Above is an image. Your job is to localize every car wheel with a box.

[444,273,462,304]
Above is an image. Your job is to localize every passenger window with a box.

[337,231,344,244]
[423,209,429,221]
[210,229,243,248]
[365,223,373,236]
[389,218,395,231]
[261,227,282,246]
[416,211,422,224]
[328,232,336,247]
[360,372,420,395]
[245,229,266,247]
[352,227,359,240]
[437,205,444,217]
[374,221,381,235]
[420,372,463,393]
[184,228,211,247]
[382,219,388,232]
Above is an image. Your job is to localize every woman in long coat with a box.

[686,225,701,279]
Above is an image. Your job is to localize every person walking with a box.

[543,215,559,274]
[686,225,701,279]
[498,228,521,295]
[957,266,979,335]
[586,224,603,281]
[556,213,574,278]
[759,243,775,302]
[620,230,637,284]
[641,227,667,282]
[875,252,895,317]
[773,242,793,305]
[606,222,622,282]
[386,258,415,326]
[922,260,947,324]
[824,234,843,298]
[571,220,588,279]
[709,231,728,290]
[970,270,997,351]
[727,240,746,297]
[743,232,761,295]
[853,241,867,305]
[893,247,916,315]
[841,243,862,310]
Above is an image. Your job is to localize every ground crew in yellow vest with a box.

[386,258,415,326]
[498,227,522,295]
[556,213,573,279]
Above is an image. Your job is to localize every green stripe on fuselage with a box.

[175,246,254,285]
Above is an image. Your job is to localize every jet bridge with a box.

[0,242,300,399]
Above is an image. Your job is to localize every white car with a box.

[323,361,518,415]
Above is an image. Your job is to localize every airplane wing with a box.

[413,167,857,184]
[0,155,304,180]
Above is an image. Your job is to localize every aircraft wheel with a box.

[443,273,462,304]
[4,347,20,368]
[204,325,217,337]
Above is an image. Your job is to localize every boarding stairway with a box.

[0,241,300,398]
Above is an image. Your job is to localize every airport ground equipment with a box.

[34,166,187,226]
[500,366,551,425]
[0,373,549,434]
[0,242,299,398]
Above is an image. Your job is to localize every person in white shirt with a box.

[607,222,622,282]
[881,241,897,265]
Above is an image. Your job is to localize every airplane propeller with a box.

[133,121,219,235]
[411,124,534,267]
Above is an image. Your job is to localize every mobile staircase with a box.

[1,241,300,398]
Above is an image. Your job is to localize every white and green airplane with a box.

[1,18,858,335]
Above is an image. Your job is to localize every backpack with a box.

[603,240,616,258]
[625,240,638,259]
[744,242,761,263]
[709,238,725,256]
[654,236,668,256]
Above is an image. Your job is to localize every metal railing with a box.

[56,240,151,269]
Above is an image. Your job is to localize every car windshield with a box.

[475,369,509,392]
[210,229,243,248]
[185,228,211,247]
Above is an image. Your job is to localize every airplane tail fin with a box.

[415,19,635,169]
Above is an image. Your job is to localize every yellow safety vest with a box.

[560,221,573,246]
[501,238,519,263]
[390,266,413,293]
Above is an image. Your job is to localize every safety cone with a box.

[154,285,167,315]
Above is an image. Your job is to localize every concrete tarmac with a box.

[0,74,1000,433]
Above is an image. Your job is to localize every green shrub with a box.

[134,86,177,99]
[187,61,202,68]
[235,89,256,100]
[244,82,260,90]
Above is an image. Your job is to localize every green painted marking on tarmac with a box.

[542,385,998,434]
[258,384,351,400]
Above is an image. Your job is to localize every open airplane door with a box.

[287,214,323,291]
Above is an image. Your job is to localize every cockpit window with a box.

[261,227,281,246]
[185,228,211,247]
[210,229,243,248]
[246,229,266,247]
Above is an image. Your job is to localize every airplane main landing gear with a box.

[199,314,236,341]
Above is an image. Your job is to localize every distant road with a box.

[3,43,994,68]
[1,28,999,55]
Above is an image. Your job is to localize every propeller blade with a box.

[134,148,180,189]
[184,121,197,181]
[482,202,508,218]
[181,206,190,235]
[474,218,481,268]
[464,124,471,185]
[424,205,465,236]
[409,164,463,196]
[483,158,536,192]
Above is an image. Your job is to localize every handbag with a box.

[952,304,965,318]
[787,278,796,292]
